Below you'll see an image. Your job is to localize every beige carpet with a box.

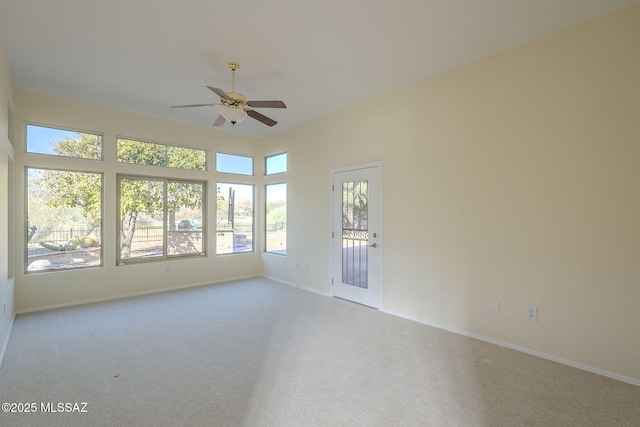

[0,277,639,426]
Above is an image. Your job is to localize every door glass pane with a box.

[342,180,368,288]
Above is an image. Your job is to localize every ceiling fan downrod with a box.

[227,62,239,93]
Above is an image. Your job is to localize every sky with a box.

[26,124,92,155]
[266,183,286,203]
[216,182,253,203]
[216,152,287,175]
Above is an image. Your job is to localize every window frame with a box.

[264,182,287,256]
[25,122,104,160]
[25,166,104,273]
[215,182,255,256]
[116,136,209,171]
[216,152,254,176]
[265,152,287,175]
[116,174,207,265]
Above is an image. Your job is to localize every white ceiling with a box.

[1,0,638,137]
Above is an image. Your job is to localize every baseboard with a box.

[12,274,639,387]
[261,275,332,297]
[0,314,16,369]
[381,308,640,388]
[261,278,640,387]
[15,274,261,315]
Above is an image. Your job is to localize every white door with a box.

[331,165,380,308]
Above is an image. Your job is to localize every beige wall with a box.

[0,37,15,360]
[261,5,640,381]
[13,91,263,310]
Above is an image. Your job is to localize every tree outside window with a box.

[265,183,286,255]
[118,177,205,262]
[26,168,102,272]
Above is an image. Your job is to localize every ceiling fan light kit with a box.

[220,107,247,125]
[171,62,286,127]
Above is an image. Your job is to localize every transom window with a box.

[117,137,207,170]
[26,124,102,160]
[265,152,287,175]
[216,152,253,175]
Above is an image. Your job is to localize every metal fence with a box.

[28,228,98,249]
[30,224,266,250]
[28,226,164,249]
[266,221,286,232]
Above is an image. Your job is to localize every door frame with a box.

[330,161,382,309]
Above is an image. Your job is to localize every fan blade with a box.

[171,103,219,108]
[247,100,287,109]
[212,114,226,127]
[247,109,277,127]
[207,86,232,100]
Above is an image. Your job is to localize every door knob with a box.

[369,243,377,248]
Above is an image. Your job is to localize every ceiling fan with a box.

[171,62,286,127]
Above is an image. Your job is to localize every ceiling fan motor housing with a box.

[221,92,249,110]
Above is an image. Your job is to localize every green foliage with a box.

[168,181,203,211]
[166,145,206,170]
[28,201,95,233]
[77,236,100,248]
[266,203,286,226]
[31,169,102,225]
[120,178,164,220]
[40,241,75,251]
[117,138,206,170]
[53,133,102,159]
[216,195,228,224]
[39,235,99,252]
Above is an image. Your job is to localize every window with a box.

[216,152,253,175]
[118,176,205,263]
[265,183,286,255]
[26,124,102,159]
[216,183,254,254]
[117,137,206,170]
[265,152,287,175]
[26,168,102,272]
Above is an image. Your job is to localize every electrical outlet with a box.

[491,300,500,312]
[526,305,538,321]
